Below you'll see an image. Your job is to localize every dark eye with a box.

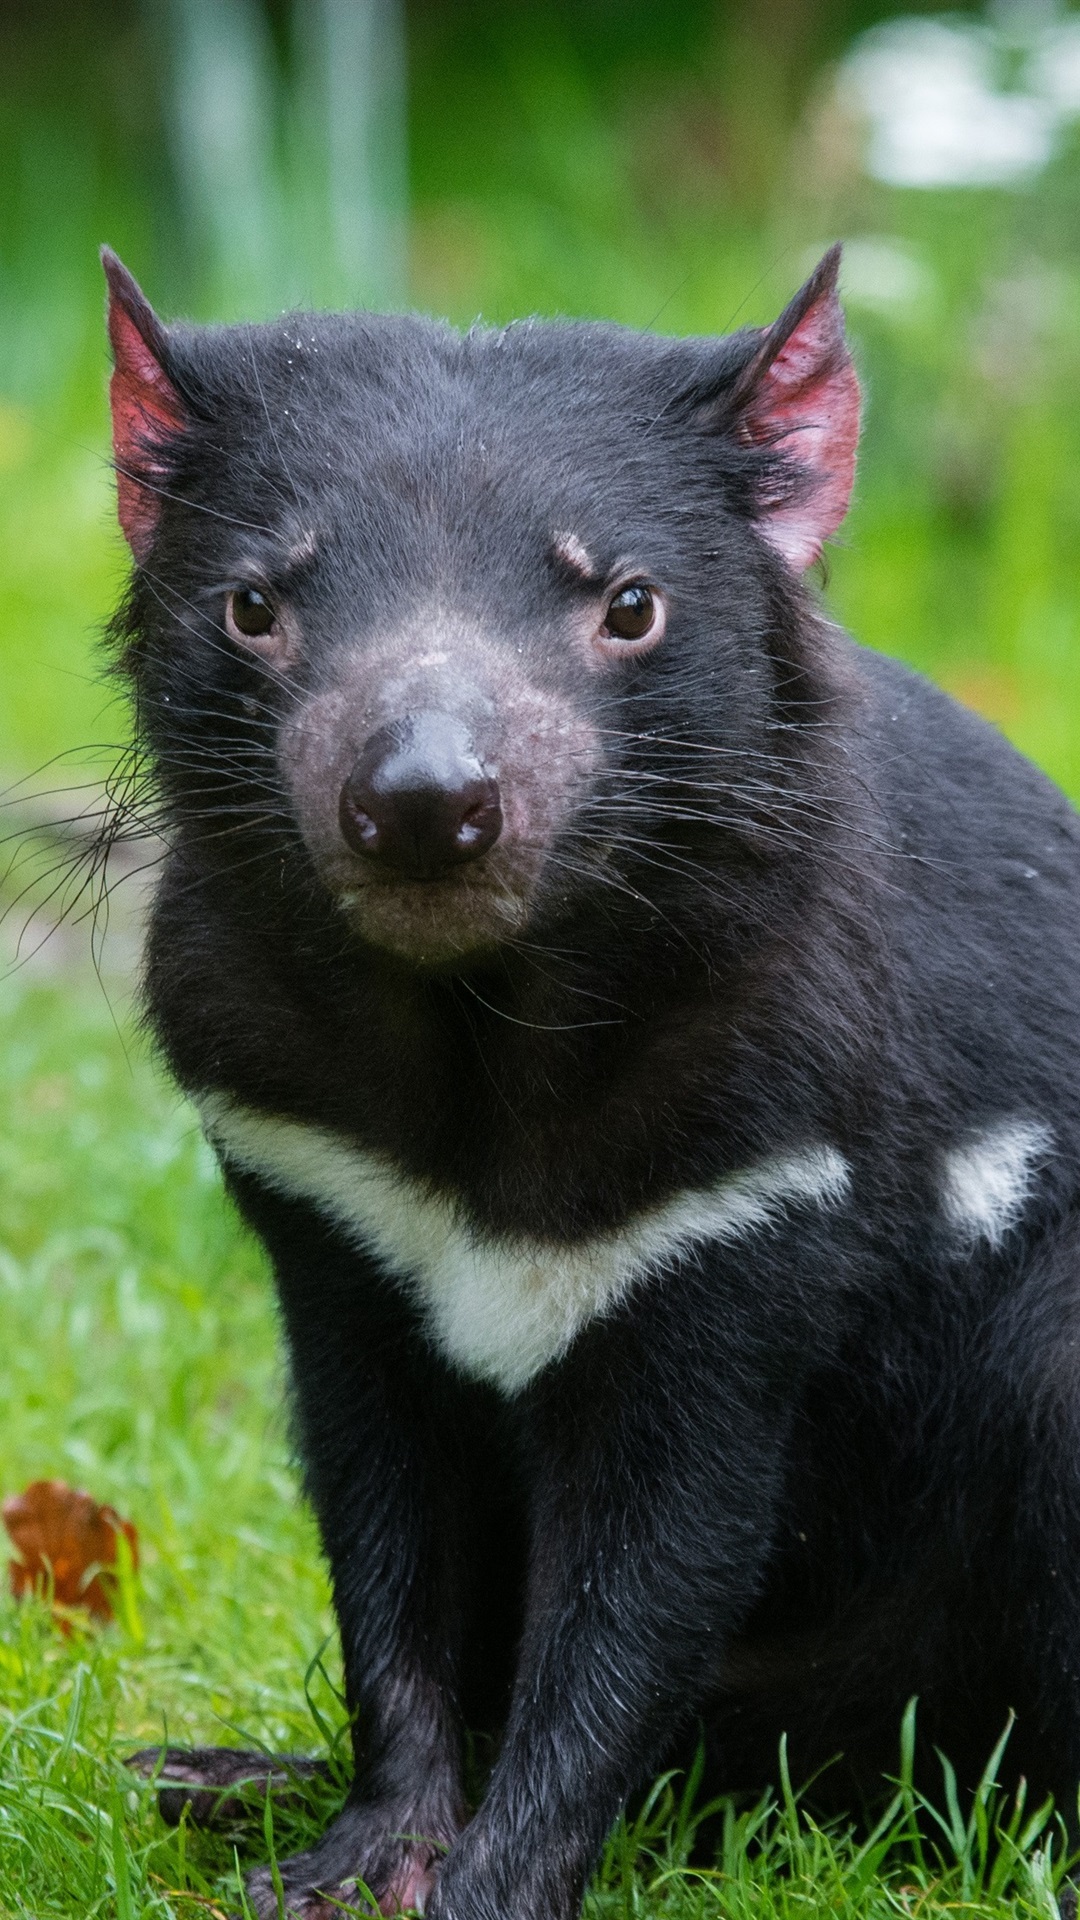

[602,583,657,642]
[228,587,276,638]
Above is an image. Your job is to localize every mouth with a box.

[334,865,534,965]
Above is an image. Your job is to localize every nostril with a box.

[459,804,485,847]
[454,783,502,857]
[338,783,380,856]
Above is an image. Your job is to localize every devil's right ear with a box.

[101,247,186,562]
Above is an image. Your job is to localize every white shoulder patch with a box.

[941,1119,1053,1250]
[199,1095,850,1394]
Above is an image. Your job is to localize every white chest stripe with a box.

[941,1120,1053,1250]
[200,1095,851,1393]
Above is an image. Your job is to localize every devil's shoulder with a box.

[847,639,1080,1131]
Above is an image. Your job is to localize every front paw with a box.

[246,1799,453,1919]
[126,1744,331,1829]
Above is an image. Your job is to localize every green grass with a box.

[0,972,343,1911]
[6,2,1080,1912]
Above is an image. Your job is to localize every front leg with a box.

[430,1229,839,1920]
[231,1176,482,1919]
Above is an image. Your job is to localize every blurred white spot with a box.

[811,236,936,313]
[1029,18,1080,114]
[840,9,1080,189]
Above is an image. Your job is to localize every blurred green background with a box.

[5,0,1080,806]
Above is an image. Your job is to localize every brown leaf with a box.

[3,1478,138,1621]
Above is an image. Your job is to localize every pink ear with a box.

[732,246,859,572]
[101,248,186,562]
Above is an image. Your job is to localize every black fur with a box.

[103,259,1080,1919]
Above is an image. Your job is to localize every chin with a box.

[335,874,533,967]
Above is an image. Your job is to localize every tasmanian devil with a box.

[102,242,1080,1919]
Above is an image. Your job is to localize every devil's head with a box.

[104,249,858,968]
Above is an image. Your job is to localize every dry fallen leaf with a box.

[2,1477,138,1621]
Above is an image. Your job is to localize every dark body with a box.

[104,249,1080,1917]
[143,647,1080,1907]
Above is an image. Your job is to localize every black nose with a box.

[339,712,502,880]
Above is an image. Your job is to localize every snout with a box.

[280,631,601,964]
[338,711,503,881]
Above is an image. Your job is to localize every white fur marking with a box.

[200,1096,850,1393]
[551,531,595,578]
[941,1120,1052,1250]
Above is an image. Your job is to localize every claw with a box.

[245,1830,444,1920]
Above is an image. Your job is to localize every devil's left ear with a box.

[728,245,859,573]
[102,247,187,562]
